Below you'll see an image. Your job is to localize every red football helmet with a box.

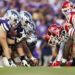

[53,26,62,37]
[48,24,58,36]
[62,1,72,15]
[48,24,62,37]
[46,24,62,46]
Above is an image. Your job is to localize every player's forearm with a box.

[8,27,17,36]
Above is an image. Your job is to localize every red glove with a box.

[45,35,51,41]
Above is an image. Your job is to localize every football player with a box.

[0,9,20,67]
[45,24,62,66]
[62,1,75,65]
[45,23,72,66]
[19,11,38,65]
[6,11,38,66]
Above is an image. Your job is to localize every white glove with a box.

[16,33,27,43]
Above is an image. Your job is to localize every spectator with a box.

[40,38,52,66]
[45,14,53,27]
[36,19,48,39]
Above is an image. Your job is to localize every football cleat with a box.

[53,61,61,66]
[47,62,53,66]
[2,57,10,67]
[65,62,72,66]
[9,61,17,67]
[22,60,30,67]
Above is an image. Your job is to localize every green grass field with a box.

[0,67,75,75]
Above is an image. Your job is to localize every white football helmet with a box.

[4,9,20,27]
[25,21,36,33]
[20,11,32,27]
[62,1,72,16]
[23,21,36,34]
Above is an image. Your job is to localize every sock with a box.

[49,60,52,63]
[73,58,75,62]
[69,59,73,63]
[8,58,12,65]
[11,58,16,64]
[57,42,65,61]
[62,58,67,63]
[72,58,75,66]
[20,56,25,61]
[57,50,63,61]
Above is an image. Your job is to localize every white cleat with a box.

[2,57,10,67]
[22,60,30,67]
[9,60,17,67]
[2,57,16,67]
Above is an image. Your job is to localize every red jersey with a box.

[66,12,75,28]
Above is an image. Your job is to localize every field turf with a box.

[0,67,75,75]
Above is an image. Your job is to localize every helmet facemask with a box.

[9,15,19,27]
[62,7,72,16]
[21,17,30,28]
[62,1,72,16]
[20,11,32,28]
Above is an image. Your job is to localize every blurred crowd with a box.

[0,0,75,66]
